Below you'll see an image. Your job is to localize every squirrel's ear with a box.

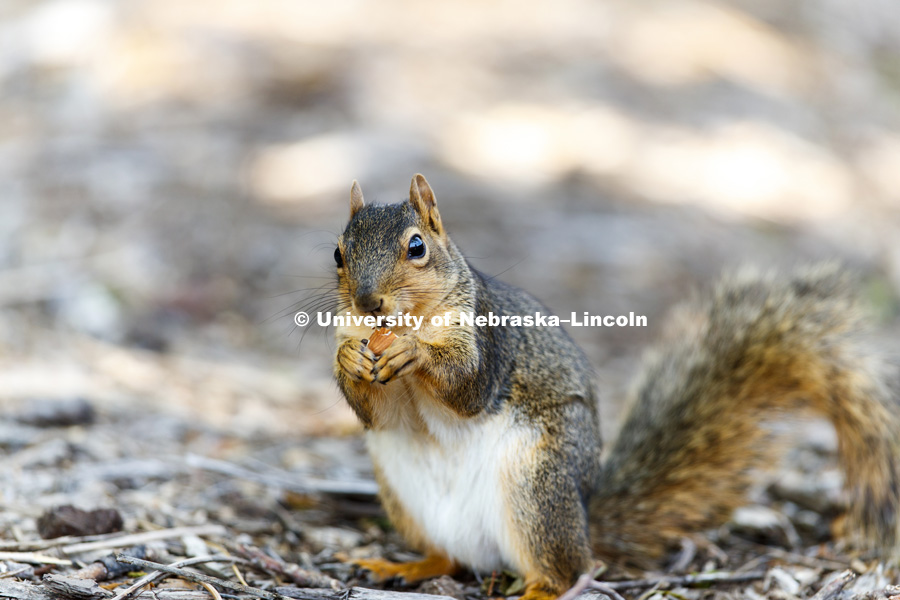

[409,174,444,237]
[350,180,365,218]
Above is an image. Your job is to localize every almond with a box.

[367,327,397,356]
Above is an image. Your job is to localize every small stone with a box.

[36,505,123,539]
[16,397,95,428]
[303,526,364,551]
[765,568,801,595]
[418,575,467,600]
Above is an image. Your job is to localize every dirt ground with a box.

[2,0,900,599]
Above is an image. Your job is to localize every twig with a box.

[0,551,72,566]
[223,542,344,590]
[62,525,227,556]
[275,588,458,600]
[230,564,249,587]
[0,578,244,600]
[0,566,34,579]
[593,584,628,600]
[810,570,856,600]
[600,570,767,590]
[199,582,223,600]
[114,554,292,600]
[741,544,850,571]
[559,569,768,600]
[558,573,602,600]
[184,454,378,497]
[667,538,697,573]
[768,549,849,571]
[0,528,167,553]
[110,555,242,600]
[0,537,83,552]
[633,583,664,600]
[43,574,115,599]
[558,573,628,600]
[70,547,147,581]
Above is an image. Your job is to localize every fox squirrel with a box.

[331,174,900,600]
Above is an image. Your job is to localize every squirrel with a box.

[331,174,900,600]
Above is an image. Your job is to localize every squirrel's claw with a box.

[337,339,377,383]
[372,334,419,384]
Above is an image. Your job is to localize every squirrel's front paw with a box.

[373,334,420,384]
[337,338,378,383]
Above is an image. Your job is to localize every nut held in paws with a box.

[367,327,397,356]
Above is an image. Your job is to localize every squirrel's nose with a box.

[356,294,384,314]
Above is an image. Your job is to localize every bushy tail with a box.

[590,265,900,565]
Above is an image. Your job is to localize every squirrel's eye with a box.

[408,234,426,259]
[334,247,343,268]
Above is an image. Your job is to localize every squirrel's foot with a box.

[337,338,378,383]
[372,334,420,384]
[349,553,458,584]
[518,579,564,600]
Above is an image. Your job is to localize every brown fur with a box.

[590,265,900,565]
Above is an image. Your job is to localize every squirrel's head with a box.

[335,174,461,319]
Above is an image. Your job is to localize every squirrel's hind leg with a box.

[504,423,598,600]
[348,553,459,584]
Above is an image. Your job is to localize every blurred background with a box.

[2,0,900,515]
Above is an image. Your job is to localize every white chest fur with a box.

[366,409,536,573]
